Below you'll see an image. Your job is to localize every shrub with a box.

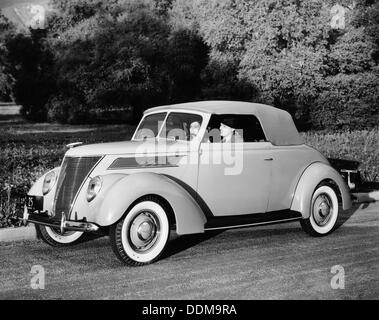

[310,73,379,130]
[301,129,379,182]
[46,95,70,123]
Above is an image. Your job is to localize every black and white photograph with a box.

[0,0,378,305]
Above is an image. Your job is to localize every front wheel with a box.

[110,197,171,266]
[300,184,339,237]
[35,224,85,247]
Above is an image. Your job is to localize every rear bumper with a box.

[19,205,99,233]
[327,158,362,190]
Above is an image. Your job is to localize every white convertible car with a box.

[21,101,352,266]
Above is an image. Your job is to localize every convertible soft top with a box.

[145,101,303,146]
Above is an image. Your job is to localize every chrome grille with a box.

[53,156,101,220]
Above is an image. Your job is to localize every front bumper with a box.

[20,204,99,233]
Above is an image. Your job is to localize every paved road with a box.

[0,104,20,115]
[1,202,378,299]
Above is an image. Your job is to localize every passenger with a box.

[220,122,243,143]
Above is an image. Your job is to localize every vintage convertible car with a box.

[21,101,352,266]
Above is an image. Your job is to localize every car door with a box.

[266,145,323,212]
[196,114,272,216]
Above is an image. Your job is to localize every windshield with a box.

[159,112,203,141]
[133,112,167,140]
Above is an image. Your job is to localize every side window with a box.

[160,113,203,141]
[205,114,267,143]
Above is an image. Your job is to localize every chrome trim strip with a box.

[107,164,179,170]
[107,155,184,170]
[204,217,301,231]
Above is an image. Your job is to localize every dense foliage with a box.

[5,29,56,121]
[0,0,378,128]
[0,11,15,101]
[173,0,378,130]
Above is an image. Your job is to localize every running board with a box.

[204,210,302,231]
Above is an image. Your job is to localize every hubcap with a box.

[313,193,333,226]
[137,221,154,241]
[129,211,160,252]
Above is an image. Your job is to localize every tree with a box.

[46,0,122,33]
[168,0,256,102]
[5,29,56,120]
[154,0,174,16]
[168,0,200,32]
[4,0,376,128]
[235,1,331,125]
[166,29,208,103]
[171,0,378,130]
[310,0,379,130]
[45,0,210,123]
[46,0,173,123]
[0,10,15,101]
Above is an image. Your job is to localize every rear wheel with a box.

[300,184,339,237]
[110,196,170,266]
[35,224,85,247]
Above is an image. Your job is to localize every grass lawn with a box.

[0,109,378,227]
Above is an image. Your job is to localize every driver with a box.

[189,121,201,140]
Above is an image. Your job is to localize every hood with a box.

[65,139,190,157]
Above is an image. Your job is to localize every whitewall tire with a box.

[301,184,340,236]
[110,196,171,266]
[36,225,85,246]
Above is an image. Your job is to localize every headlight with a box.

[42,171,57,195]
[86,176,102,202]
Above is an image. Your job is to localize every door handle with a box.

[264,158,273,161]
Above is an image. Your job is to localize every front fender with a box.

[290,162,352,218]
[28,167,60,196]
[91,172,206,235]
[28,167,60,212]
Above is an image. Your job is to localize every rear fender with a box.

[291,162,352,218]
